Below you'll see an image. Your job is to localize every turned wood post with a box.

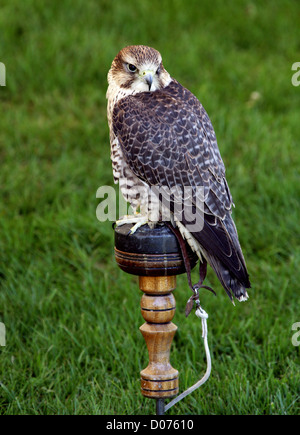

[139,275,178,398]
[114,223,198,413]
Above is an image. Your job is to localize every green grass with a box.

[0,0,299,415]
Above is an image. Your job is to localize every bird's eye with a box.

[128,64,137,72]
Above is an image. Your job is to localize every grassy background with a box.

[0,0,299,415]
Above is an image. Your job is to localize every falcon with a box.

[106,45,250,302]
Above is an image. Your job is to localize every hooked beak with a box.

[142,70,154,91]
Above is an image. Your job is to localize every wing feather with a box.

[112,79,250,298]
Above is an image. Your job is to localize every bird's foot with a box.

[116,214,150,235]
[116,212,142,226]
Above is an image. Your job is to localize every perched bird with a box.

[106,45,250,302]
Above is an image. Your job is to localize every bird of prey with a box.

[106,45,250,302]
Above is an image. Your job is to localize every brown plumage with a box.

[107,45,250,302]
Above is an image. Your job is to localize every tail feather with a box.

[176,218,251,302]
[204,250,250,302]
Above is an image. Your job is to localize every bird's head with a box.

[108,45,171,93]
